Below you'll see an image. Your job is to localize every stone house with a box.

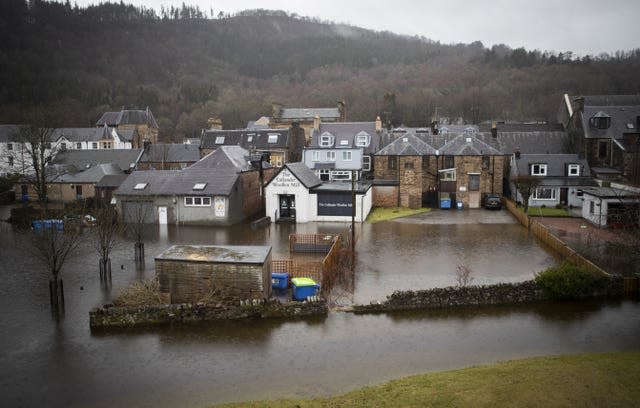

[137,143,200,170]
[268,102,347,143]
[562,94,640,185]
[199,127,305,166]
[114,146,276,225]
[96,107,159,148]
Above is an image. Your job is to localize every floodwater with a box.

[1,208,639,407]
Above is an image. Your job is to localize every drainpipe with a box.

[491,156,495,194]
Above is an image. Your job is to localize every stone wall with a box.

[372,185,398,207]
[90,297,328,329]
[352,278,624,314]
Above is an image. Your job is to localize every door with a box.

[468,174,480,208]
[158,206,168,225]
[560,188,568,206]
[76,185,83,200]
[279,195,296,218]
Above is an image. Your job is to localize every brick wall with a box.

[372,185,398,207]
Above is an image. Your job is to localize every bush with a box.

[535,262,606,299]
[113,279,161,306]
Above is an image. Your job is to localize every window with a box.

[60,143,66,150]
[598,141,608,159]
[443,155,454,169]
[184,196,211,206]
[318,169,330,181]
[76,142,82,149]
[568,164,580,176]
[362,156,371,171]
[576,189,584,197]
[215,136,225,144]
[134,183,148,190]
[531,164,547,176]
[8,156,14,167]
[312,151,319,162]
[268,134,278,144]
[482,155,490,170]
[468,173,480,191]
[590,115,610,129]
[320,132,334,147]
[388,156,397,170]
[331,171,352,181]
[404,161,414,169]
[339,140,349,146]
[422,156,430,170]
[355,132,370,147]
[342,151,352,161]
[247,134,254,143]
[439,169,456,181]
[326,151,336,161]
[7,143,12,151]
[92,142,98,149]
[193,183,207,190]
[533,188,556,200]
[589,200,594,214]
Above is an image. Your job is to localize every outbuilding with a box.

[581,186,640,228]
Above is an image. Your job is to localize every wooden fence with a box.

[505,199,609,276]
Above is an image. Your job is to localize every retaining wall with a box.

[353,278,624,314]
[90,298,327,329]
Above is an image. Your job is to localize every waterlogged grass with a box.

[366,207,430,223]
[523,207,571,217]
[217,353,640,407]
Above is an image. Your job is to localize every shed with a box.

[155,245,272,303]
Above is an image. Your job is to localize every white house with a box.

[265,162,372,223]
[581,186,640,228]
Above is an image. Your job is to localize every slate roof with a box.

[581,186,640,199]
[52,126,112,143]
[116,146,263,197]
[581,95,640,106]
[309,122,382,154]
[50,149,144,172]
[438,134,502,155]
[95,174,129,188]
[200,129,291,150]
[475,129,568,155]
[52,163,125,184]
[140,144,200,163]
[96,108,159,128]
[279,108,340,120]
[376,133,436,156]
[579,105,640,139]
[512,154,597,188]
[0,125,24,143]
[280,162,322,189]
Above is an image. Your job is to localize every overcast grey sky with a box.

[71,0,639,56]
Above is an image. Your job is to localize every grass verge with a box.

[521,207,571,217]
[217,352,640,407]
[366,207,430,223]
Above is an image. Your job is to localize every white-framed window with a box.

[439,168,456,181]
[533,188,556,200]
[342,151,352,161]
[362,156,371,171]
[331,170,352,181]
[184,196,212,206]
[568,164,580,176]
[76,142,82,149]
[92,142,98,149]
[339,139,349,146]
[268,134,278,144]
[326,151,336,161]
[355,131,370,147]
[134,183,148,190]
[531,164,547,176]
[215,136,225,144]
[318,169,330,181]
[7,143,13,151]
[247,134,254,143]
[320,132,334,147]
[312,151,319,162]
[193,183,207,190]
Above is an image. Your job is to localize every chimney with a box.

[143,138,151,149]
[514,147,520,159]
[272,103,283,119]
[573,96,585,113]
[430,120,439,135]
[313,114,321,131]
[338,100,346,121]
[207,118,222,130]
[491,121,497,138]
[375,116,382,132]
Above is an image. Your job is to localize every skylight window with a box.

[268,134,278,144]
[134,183,148,190]
[626,123,635,129]
[215,136,225,144]
[247,134,254,142]
[193,183,207,190]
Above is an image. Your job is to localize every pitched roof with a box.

[53,163,125,184]
[0,125,25,143]
[189,145,257,172]
[512,154,596,187]
[310,122,382,154]
[200,129,292,150]
[580,105,640,139]
[280,162,322,189]
[581,95,640,106]
[95,174,129,188]
[376,132,436,155]
[438,134,501,155]
[51,149,143,172]
[279,108,340,120]
[140,144,200,163]
[96,107,159,128]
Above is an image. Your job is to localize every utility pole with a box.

[351,170,355,254]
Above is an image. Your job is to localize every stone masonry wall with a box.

[90,298,328,329]
[372,185,398,207]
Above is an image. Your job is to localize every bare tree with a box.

[126,202,150,267]
[92,205,123,280]
[29,219,84,310]
[455,264,474,287]
[512,175,541,214]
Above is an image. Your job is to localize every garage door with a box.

[122,201,155,224]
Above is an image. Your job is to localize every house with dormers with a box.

[114,146,276,225]
[562,94,640,185]
[52,125,135,150]
[199,127,304,166]
[96,107,159,148]
[303,119,383,182]
[510,153,597,208]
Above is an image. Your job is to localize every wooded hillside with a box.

[2,0,640,141]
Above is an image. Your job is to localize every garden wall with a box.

[352,278,624,314]
[90,297,327,329]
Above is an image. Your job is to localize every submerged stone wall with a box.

[90,297,327,329]
[353,278,625,314]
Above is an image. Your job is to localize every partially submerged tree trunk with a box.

[93,206,122,281]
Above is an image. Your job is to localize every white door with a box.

[158,206,168,225]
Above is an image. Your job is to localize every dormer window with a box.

[320,132,334,147]
[589,112,611,130]
[355,131,370,147]
[531,164,547,176]
[268,134,278,144]
[215,136,225,144]
[568,164,580,176]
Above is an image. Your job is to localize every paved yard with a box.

[392,208,517,225]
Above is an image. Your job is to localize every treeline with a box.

[1,0,640,141]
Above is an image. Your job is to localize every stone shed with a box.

[156,245,272,303]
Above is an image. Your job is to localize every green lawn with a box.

[217,353,640,407]
[366,207,430,223]
[523,207,571,217]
